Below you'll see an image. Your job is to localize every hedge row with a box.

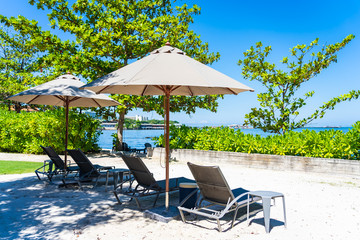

[0,109,101,154]
[153,122,360,160]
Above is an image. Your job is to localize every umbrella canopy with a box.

[9,74,119,107]
[83,44,253,96]
[8,73,120,165]
[81,43,254,209]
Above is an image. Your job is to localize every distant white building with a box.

[136,115,148,121]
[125,115,148,121]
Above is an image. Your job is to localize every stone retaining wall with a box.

[148,147,360,176]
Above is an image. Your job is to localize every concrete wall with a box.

[148,148,360,176]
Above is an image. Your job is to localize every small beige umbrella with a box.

[82,43,254,209]
[8,73,120,168]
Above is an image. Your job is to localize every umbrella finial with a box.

[165,42,171,46]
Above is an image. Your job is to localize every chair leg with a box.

[77,180,83,190]
[35,171,41,181]
[134,197,142,210]
[105,171,110,191]
[282,196,287,228]
[152,193,160,207]
[179,208,187,223]
[232,207,240,228]
[47,172,54,182]
[128,176,134,189]
[262,197,272,233]
[61,179,68,188]
[217,219,222,232]
[116,172,123,190]
[113,191,123,205]
[94,176,100,187]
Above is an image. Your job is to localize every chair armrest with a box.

[35,160,51,172]
[113,175,135,192]
[98,166,115,170]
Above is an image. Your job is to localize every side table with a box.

[105,168,132,191]
[247,190,287,233]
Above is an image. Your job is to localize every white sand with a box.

[1,154,360,240]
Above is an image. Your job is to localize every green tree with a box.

[1,0,222,150]
[0,24,49,112]
[238,35,360,134]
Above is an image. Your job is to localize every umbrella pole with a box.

[64,98,69,171]
[164,92,170,210]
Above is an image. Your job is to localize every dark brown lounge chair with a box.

[35,146,80,181]
[114,154,195,209]
[64,149,114,189]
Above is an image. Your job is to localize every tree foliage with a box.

[153,124,360,160]
[0,24,50,111]
[238,35,360,134]
[0,0,223,149]
[0,109,101,154]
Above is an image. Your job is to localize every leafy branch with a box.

[238,35,357,134]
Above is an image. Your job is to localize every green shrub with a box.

[0,109,101,154]
[153,122,360,160]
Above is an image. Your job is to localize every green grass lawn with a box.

[0,160,43,174]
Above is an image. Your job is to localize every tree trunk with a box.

[14,102,21,113]
[114,57,128,151]
[115,111,125,151]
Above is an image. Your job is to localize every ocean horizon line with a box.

[98,127,353,150]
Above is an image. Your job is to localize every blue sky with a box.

[2,0,360,127]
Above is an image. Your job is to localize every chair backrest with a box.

[40,146,65,170]
[120,154,159,189]
[187,162,235,206]
[67,149,99,177]
[122,142,130,151]
[144,143,152,148]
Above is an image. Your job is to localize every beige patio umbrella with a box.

[8,73,120,168]
[81,43,254,209]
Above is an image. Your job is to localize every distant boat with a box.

[100,122,117,130]
[228,124,254,129]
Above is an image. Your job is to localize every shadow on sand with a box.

[0,174,144,240]
[0,173,277,239]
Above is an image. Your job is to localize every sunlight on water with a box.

[98,129,163,150]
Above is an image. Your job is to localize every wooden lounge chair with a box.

[114,154,195,209]
[122,142,137,152]
[64,149,114,189]
[178,162,261,232]
[35,145,80,181]
[139,143,152,154]
[131,143,152,154]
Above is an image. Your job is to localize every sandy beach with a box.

[1,152,360,240]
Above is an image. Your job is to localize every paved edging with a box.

[148,147,360,176]
[0,151,123,163]
[2,148,359,176]
[0,152,50,162]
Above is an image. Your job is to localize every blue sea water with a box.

[98,129,163,150]
[97,127,352,150]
